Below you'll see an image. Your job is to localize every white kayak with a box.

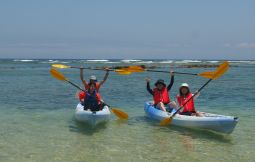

[75,103,111,127]
[144,102,238,134]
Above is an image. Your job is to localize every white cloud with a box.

[236,42,255,49]
[224,42,255,48]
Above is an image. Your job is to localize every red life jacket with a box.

[153,87,170,105]
[85,82,100,92]
[78,91,101,104]
[176,93,195,113]
[79,91,85,101]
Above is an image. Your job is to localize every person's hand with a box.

[103,67,110,74]
[170,70,174,77]
[145,77,151,82]
[104,67,110,72]
[194,90,200,96]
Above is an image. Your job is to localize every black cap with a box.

[155,79,166,87]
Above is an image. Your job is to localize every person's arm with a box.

[167,71,174,91]
[99,68,110,86]
[193,91,200,100]
[146,77,153,95]
[80,68,87,87]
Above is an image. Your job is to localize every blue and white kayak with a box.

[144,102,238,134]
[75,103,111,127]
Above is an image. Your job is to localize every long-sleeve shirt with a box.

[146,76,174,95]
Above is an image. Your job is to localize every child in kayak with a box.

[80,67,110,92]
[80,82,103,111]
[176,83,202,116]
[146,71,177,112]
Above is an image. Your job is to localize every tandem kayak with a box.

[144,102,238,134]
[75,103,111,127]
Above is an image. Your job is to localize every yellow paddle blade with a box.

[50,68,67,81]
[111,108,129,120]
[115,69,132,75]
[212,61,229,80]
[198,71,215,79]
[127,65,145,72]
[116,65,145,73]
[51,64,71,69]
[160,117,173,126]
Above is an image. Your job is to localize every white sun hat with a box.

[90,75,97,80]
[180,83,189,88]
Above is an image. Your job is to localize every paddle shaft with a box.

[145,69,199,76]
[69,66,116,72]
[65,80,85,92]
[172,79,213,117]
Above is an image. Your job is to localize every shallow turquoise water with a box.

[0,59,254,162]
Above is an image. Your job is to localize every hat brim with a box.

[155,82,166,87]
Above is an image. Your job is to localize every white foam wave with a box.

[86,60,109,62]
[121,59,142,63]
[13,59,35,62]
[206,61,219,63]
[175,60,202,64]
[159,60,173,64]
[136,61,154,64]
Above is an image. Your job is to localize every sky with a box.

[0,0,254,60]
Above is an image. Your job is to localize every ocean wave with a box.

[121,59,142,63]
[206,61,219,63]
[175,60,202,64]
[104,62,121,64]
[13,59,35,62]
[40,60,69,64]
[136,61,154,64]
[159,60,173,64]
[229,60,254,63]
[86,59,109,62]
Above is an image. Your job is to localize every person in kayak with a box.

[146,71,177,112]
[81,82,103,111]
[176,83,202,116]
[80,67,110,92]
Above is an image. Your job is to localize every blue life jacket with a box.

[84,90,100,111]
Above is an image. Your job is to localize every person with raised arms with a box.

[78,67,109,104]
[146,71,177,112]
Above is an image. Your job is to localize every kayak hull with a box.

[144,102,238,134]
[75,103,111,127]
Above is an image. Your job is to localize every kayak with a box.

[75,103,111,127]
[144,102,238,134]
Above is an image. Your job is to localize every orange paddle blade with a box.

[50,68,67,81]
[115,69,132,75]
[127,65,145,72]
[198,71,215,79]
[111,108,129,119]
[51,64,71,69]
[160,117,173,126]
[212,61,229,80]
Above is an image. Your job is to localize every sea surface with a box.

[0,59,254,162]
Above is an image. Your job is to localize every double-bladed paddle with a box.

[51,64,215,79]
[51,64,132,75]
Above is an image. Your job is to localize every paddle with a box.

[51,64,132,75]
[52,63,215,79]
[122,65,216,79]
[50,68,129,120]
[159,61,229,126]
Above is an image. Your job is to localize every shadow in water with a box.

[68,117,108,136]
[131,115,234,143]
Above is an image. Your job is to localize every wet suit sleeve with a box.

[147,82,153,95]
[167,75,174,91]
